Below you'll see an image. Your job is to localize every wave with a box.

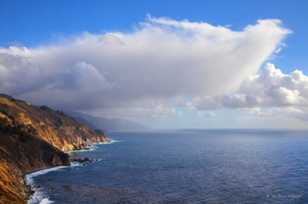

[26,138,120,204]
[68,139,121,154]
[99,139,121,145]
[67,145,97,153]
[29,197,54,204]
[26,164,78,204]
[26,166,64,204]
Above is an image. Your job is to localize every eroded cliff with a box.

[0,94,108,204]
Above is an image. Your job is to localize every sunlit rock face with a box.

[0,94,108,204]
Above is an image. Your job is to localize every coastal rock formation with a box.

[0,94,108,204]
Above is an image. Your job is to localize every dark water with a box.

[33,130,308,204]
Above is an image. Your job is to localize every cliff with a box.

[0,94,108,204]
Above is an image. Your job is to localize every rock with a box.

[70,157,92,164]
[0,94,109,204]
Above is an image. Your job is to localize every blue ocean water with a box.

[31,130,308,204]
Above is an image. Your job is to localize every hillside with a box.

[0,94,108,204]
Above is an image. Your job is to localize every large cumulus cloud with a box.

[194,63,308,109]
[194,63,308,121]
[0,17,290,117]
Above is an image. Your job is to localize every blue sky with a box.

[1,0,308,71]
[1,1,308,129]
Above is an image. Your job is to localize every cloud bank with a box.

[194,63,308,120]
[0,17,291,119]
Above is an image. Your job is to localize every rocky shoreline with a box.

[0,94,109,204]
[26,141,110,204]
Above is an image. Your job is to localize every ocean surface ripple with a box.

[29,130,308,204]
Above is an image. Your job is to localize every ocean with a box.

[28,130,308,204]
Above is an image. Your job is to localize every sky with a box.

[1,0,308,129]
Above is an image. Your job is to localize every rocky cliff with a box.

[0,94,108,204]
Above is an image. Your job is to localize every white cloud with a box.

[0,17,290,118]
[194,63,308,121]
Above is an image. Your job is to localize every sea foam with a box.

[26,138,119,204]
[26,164,83,204]
[26,166,68,204]
[68,139,121,154]
[102,139,121,144]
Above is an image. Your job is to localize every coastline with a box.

[25,139,119,204]
[26,166,68,204]
[0,94,111,204]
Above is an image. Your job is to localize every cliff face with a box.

[0,94,108,204]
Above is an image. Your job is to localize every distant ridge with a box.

[67,112,148,132]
